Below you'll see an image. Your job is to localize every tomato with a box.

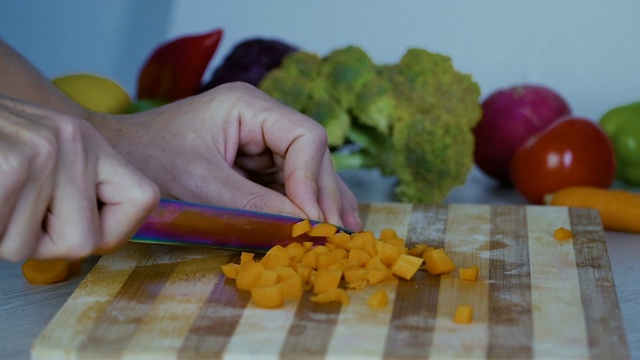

[511,116,616,204]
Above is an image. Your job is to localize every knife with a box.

[130,198,352,253]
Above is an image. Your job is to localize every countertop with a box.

[1,167,638,360]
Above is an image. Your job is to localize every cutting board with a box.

[31,203,630,359]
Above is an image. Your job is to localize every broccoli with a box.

[259,46,481,204]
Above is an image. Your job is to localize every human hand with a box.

[96,82,362,231]
[0,97,159,262]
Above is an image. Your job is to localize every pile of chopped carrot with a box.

[221,220,463,310]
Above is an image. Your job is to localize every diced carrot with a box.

[365,255,388,271]
[384,236,406,250]
[453,304,473,324]
[344,268,368,283]
[279,277,303,299]
[236,261,265,290]
[368,268,392,285]
[260,253,291,269]
[274,266,298,281]
[349,248,372,267]
[307,222,338,237]
[459,265,479,281]
[266,245,292,258]
[292,218,312,237]
[301,251,319,269]
[407,244,428,257]
[221,262,241,279]
[379,228,398,241]
[553,227,573,240]
[327,232,351,248]
[423,248,456,275]
[345,279,368,290]
[284,242,306,262]
[310,288,349,305]
[376,241,403,267]
[391,254,423,280]
[313,269,343,294]
[240,252,255,265]
[317,251,339,269]
[250,285,284,308]
[367,288,389,308]
[255,269,279,287]
[21,259,70,284]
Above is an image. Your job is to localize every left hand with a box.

[92,82,362,231]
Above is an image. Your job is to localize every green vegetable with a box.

[259,46,481,204]
[599,101,640,186]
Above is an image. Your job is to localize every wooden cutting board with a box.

[31,203,630,359]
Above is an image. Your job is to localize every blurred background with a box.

[1,0,639,122]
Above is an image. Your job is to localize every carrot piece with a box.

[236,262,265,290]
[345,279,368,290]
[368,268,392,285]
[221,262,241,279]
[407,244,428,257]
[553,227,573,240]
[459,265,479,281]
[313,269,343,294]
[279,277,303,299]
[344,268,368,283]
[379,228,398,241]
[284,242,306,262]
[349,248,372,267]
[391,254,423,280]
[453,304,474,324]
[307,222,338,237]
[301,251,319,269]
[310,288,349,305]
[274,265,298,281]
[327,232,351,248]
[545,186,640,233]
[21,259,70,284]
[292,219,311,237]
[367,288,389,308]
[250,285,284,308]
[423,248,457,275]
[266,245,292,258]
[365,255,388,271]
[375,241,403,267]
[240,252,255,265]
[260,253,291,269]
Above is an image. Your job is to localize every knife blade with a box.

[130,198,352,252]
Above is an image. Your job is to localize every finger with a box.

[91,136,159,253]
[315,150,344,226]
[30,118,99,259]
[336,177,363,232]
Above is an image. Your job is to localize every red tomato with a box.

[511,116,616,204]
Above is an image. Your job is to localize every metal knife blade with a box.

[130,198,352,252]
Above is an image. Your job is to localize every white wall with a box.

[2,0,640,121]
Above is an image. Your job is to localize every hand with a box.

[0,97,159,262]
[95,82,362,231]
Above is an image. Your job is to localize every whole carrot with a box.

[544,186,640,233]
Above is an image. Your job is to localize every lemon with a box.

[52,73,132,114]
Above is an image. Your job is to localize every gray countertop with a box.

[1,167,638,359]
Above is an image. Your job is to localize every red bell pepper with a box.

[137,28,223,102]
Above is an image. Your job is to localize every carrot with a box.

[545,186,640,233]
[453,304,474,324]
[22,259,70,284]
[553,227,573,240]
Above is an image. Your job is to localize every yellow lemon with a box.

[52,73,131,114]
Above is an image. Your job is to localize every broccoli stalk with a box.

[259,46,481,204]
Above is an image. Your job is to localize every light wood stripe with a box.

[430,205,491,359]
[569,207,630,358]
[325,203,414,359]
[487,205,533,359]
[526,206,589,359]
[31,243,148,360]
[177,253,249,359]
[382,204,448,359]
[120,248,232,360]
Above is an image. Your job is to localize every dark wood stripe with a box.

[178,252,248,360]
[77,245,178,358]
[487,205,534,359]
[383,205,448,359]
[279,292,342,360]
[569,207,630,359]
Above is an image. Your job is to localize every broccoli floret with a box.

[259,46,481,204]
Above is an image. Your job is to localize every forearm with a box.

[0,38,91,120]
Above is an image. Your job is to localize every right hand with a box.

[0,96,159,262]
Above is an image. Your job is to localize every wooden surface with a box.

[30,203,629,359]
